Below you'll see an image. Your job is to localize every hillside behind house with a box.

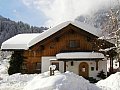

[0,15,48,46]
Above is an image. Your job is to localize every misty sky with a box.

[0,0,119,27]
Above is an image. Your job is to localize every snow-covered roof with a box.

[56,52,104,59]
[1,34,41,50]
[1,21,101,50]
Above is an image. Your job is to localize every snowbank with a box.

[24,71,101,90]
[0,59,9,74]
[96,72,120,90]
[0,73,37,90]
[0,51,12,74]
[0,52,38,90]
[1,51,120,90]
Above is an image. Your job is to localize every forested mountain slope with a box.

[0,15,48,46]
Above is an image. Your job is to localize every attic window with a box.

[69,40,79,48]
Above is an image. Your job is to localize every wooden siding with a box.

[21,24,112,73]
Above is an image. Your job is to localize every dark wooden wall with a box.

[21,24,112,73]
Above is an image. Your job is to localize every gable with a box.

[1,21,102,50]
[29,26,101,56]
[31,24,98,47]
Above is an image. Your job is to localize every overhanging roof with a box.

[1,21,102,50]
[1,34,41,50]
[56,52,104,60]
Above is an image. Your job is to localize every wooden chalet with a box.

[1,21,114,79]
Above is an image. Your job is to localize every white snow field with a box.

[0,73,37,90]
[24,71,100,90]
[0,52,120,90]
[96,72,120,90]
[0,54,37,90]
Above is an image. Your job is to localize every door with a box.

[79,62,89,78]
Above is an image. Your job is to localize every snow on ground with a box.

[0,51,100,90]
[24,71,101,90]
[0,51,120,90]
[0,59,9,75]
[96,72,120,90]
[0,52,38,90]
[0,73,37,90]
[0,55,100,90]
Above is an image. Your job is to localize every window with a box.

[82,68,86,72]
[36,62,41,72]
[69,40,79,48]
[71,61,74,66]
[22,63,27,70]
[82,65,86,72]
[51,62,59,70]
[21,62,27,73]
[91,67,94,71]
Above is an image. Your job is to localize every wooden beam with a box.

[110,57,113,73]
[96,60,99,70]
[119,61,120,67]
[64,61,66,72]
[50,67,52,76]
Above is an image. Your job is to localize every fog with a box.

[22,0,120,26]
